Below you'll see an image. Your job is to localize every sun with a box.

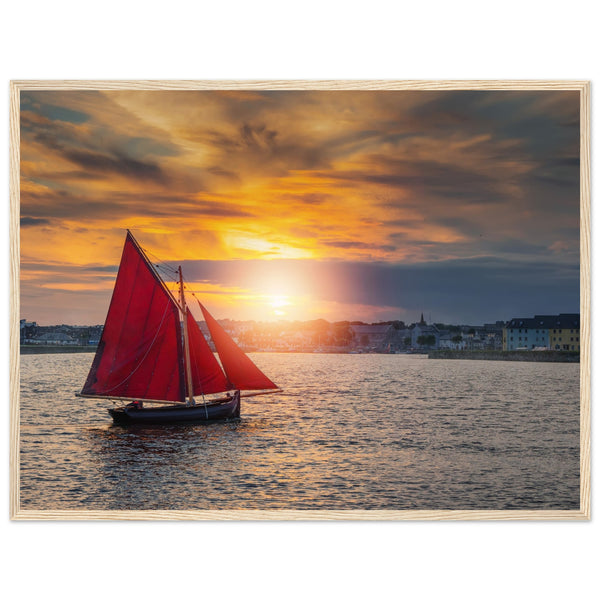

[268,295,290,317]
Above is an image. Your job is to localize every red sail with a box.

[199,302,278,391]
[186,309,231,395]
[81,232,185,402]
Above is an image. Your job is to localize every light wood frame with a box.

[9,80,591,520]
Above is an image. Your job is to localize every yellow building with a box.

[503,313,580,351]
[549,325,580,351]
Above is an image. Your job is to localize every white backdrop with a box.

[1,2,597,598]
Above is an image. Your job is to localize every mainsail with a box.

[199,302,278,391]
[81,232,185,402]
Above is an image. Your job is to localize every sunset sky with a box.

[20,89,580,325]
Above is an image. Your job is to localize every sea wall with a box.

[428,349,579,363]
[20,345,97,354]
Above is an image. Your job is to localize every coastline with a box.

[428,349,579,363]
[20,345,97,354]
[20,345,579,362]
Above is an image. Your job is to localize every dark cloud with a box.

[21,188,254,221]
[408,90,579,146]
[21,261,118,274]
[240,123,278,148]
[205,121,327,176]
[20,217,51,227]
[21,94,181,186]
[207,166,240,180]
[339,157,505,204]
[385,229,576,265]
[428,216,482,238]
[62,148,166,183]
[282,193,329,205]
[181,257,579,324]
[121,136,180,158]
[322,240,397,252]
[88,264,119,272]
[21,94,90,124]
[22,121,168,185]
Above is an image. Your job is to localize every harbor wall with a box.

[20,345,97,354]
[428,349,579,363]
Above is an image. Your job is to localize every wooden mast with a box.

[179,266,195,406]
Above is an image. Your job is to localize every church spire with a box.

[420,313,426,325]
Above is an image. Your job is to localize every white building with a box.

[410,315,440,349]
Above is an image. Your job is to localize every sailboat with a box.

[77,230,281,424]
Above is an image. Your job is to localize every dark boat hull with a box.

[108,392,240,425]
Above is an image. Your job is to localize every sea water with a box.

[19,353,580,510]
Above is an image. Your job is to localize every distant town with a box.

[20,312,580,354]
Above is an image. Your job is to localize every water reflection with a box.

[19,353,580,510]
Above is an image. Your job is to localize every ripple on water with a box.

[19,353,580,510]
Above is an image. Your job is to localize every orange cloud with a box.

[19,89,580,324]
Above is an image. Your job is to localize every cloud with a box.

[20,216,51,227]
[20,186,254,222]
[21,110,169,184]
[177,256,579,324]
[322,239,397,252]
[61,148,166,182]
[19,89,581,324]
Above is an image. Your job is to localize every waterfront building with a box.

[20,319,37,343]
[438,331,466,350]
[30,332,78,345]
[380,326,412,352]
[548,314,580,351]
[503,313,580,351]
[504,316,552,350]
[411,315,440,349]
[350,324,392,350]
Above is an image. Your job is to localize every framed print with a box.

[9,80,590,520]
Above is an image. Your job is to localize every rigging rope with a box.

[141,246,179,276]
